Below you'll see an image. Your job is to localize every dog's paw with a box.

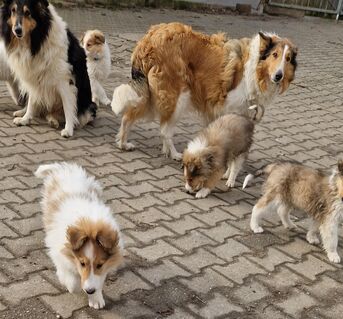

[61,128,73,138]
[306,234,320,245]
[170,151,182,161]
[13,109,26,118]
[118,141,135,151]
[251,226,264,233]
[13,117,30,126]
[47,117,59,129]
[195,188,211,199]
[101,97,111,106]
[328,252,341,263]
[226,179,235,188]
[88,293,105,309]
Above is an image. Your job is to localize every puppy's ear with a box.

[291,46,298,69]
[337,160,343,176]
[95,32,105,44]
[259,31,272,46]
[96,228,119,255]
[79,33,85,45]
[204,153,214,168]
[188,163,196,174]
[67,226,88,251]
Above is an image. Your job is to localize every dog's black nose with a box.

[85,288,96,295]
[14,27,22,37]
[274,71,283,82]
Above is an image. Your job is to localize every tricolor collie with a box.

[81,29,111,106]
[245,161,343,263]
[35,162,123,309]
[183,114,254,198]
[1,0,96,137]
[112,23,297,160]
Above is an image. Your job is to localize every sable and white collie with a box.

[0,40,24,106]
[81,29,111,106]
[111,23,297,160]
[35,162,124,309]
[245,161,343,263]
[1,0,96,137]
[183,114,254,198]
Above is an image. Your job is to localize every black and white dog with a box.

[1,0,96,137]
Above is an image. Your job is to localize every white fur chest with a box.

[87,43,111,82]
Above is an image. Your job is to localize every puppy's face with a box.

[5,0,48,39]
[183,151,214,192]
[65,218,122,295]
[81,30,105,60]
[258,32,297,94]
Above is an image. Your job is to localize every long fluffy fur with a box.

[1,1,96,137]
[111,23,297,159]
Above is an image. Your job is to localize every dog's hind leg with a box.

[226,153,246,188]
[223,160,232,179]
[320,216,340,263]
[250,194,278,233]
[160,119,182,161]
[91,79,110,106]
[306,218,320,244]
[277,204,296,229]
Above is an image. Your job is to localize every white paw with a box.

[226,179,235,188]
[251,225,264,233]
[195,188,211,199]
[13,117,30,126]
[118,141,135,151]
[13,109,26,117]
[88,294,105,309]
[328,252,341,263]
[222,172,230,179]
[61,128,73,138]
[47,117,59,129]
[170,152,182,161]
[101,97,111,106]
[306,234,320,245]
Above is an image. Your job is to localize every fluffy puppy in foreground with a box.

[245,161,343,263]
[183,114,254,198]
[35,163,123,309]
[81,30,111,106]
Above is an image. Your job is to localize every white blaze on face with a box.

[82,242,105,293]
[274,44,289,82]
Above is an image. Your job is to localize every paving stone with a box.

[210,238,251,262]
[171,230,217,253]
[232,280,270,303]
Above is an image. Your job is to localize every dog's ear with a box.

[67,226,88,251]
[96,228,119,255]
[291,46,298,69]
[37,0,49,7]
[95,32,105,44]
[79,32,85,45]
[337,160,343,176]
[188,163,196,174]
[259,31,272,46]
[204,153,215,168]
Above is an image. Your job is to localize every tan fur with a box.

[65,218,122,285]
[257,162,343,223]
[183,114,254,193]
[81,30,105,56]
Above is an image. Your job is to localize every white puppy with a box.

[35,162,124,309]
[82,30,111,106]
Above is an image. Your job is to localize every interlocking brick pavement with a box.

[0,6,343,319]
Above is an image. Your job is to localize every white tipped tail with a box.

[34,163,61,179]
[242,174,254,189]
[111,84,141,115]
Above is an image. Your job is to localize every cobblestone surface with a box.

[0,6,343,319]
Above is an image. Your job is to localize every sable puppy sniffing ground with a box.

[183,113,254,198]
[35,162,123,309]
[245,161,343,263]
[81,29,111,106]
[112,22,297,159]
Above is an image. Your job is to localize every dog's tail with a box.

[242,163,278,189]
[34,163,63,179]
[111,67,149,116]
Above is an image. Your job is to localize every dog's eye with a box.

[80,261,86,267]
[286,56,291,62]
[273,52,278,58]
[24,10,30,17]
[11,7,16,14]
[96,263,103,269]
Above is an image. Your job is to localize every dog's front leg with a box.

[13,95,35,126]
[88,290,105,309]
[58,82,78,138]
[91,78,110,106]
